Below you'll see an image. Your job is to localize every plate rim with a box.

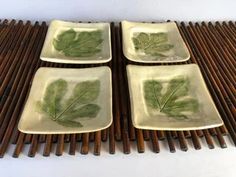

[40,20,112,64]
[18,66,113,134]
[122,20,191,63]
[126,64,224,130]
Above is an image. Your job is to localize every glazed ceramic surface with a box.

[18,66,112,134]
[126,64,223,130]
[122,20,190,63]
[40,20,111,64]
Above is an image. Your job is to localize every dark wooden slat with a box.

[228,21,236,32]
[184,131,191,138]
[52,134,58,143]
[116,26,130,153]
[188,23,236,143]
[178,25,226,149]
[215,127,227,148]
[94,131,101,155]
[143,130,150,141]
[219,125,228,136]
[110,23,121,141]
[0,21,30,101]
[209,128,217,136]
[157,131,166,140]
[12,133,25,157]
[201,23,236,76]
[10,23,46,152]
[101,129,108,142]
[208,23,236,65]
[194,23,235,101]
[0,20,9,34]
[223,22,236,36]
[0,22,32,96]
[0,20,9,38]
[202,130,214,149]
[39,135,46,143]
[196,130,204,138]
[0,21,22,61]
[166,131,176,153]
[109,124,115,154]
[80,133,89,154]
[43,134,52,156]
[190,131,201,150]
[0,22,47,157]
[189,22,236,112]
[214,23,236,56]
[136,129,145,153]
[0,20,16,57]
[177,131,188,151]
[171,131,178,139]
[69,134,77,155]
[64,135,70,143]
[118,24,136,141]
[11,129,20,144]
[150,131,160,153]
[28,135,39,157]
[179,22,236,145]
[0,23,34,125]
[89,133,95,142]
[122,129,130,154]
[219,22,236,43]
[76,134,82,142]
[55,134,65,156]
[24,134,32,144]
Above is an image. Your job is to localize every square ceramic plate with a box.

[122,20,190,63]
[40,20,112,64]
[18,66,112,134]
[126,64,223,130]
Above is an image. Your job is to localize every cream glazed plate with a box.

[126,64,223,130]
[122,20,190,63]
[18,66,112,134]
[40,20,112,64]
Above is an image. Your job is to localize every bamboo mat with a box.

[0,19,235,158]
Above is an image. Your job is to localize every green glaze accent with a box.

[132,32,174,57]
[144,77,199,120]
[37,79,100,127]
[53,29,103,58]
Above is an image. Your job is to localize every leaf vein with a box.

[160,82,184,112]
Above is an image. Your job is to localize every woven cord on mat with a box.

[0,19,235,158]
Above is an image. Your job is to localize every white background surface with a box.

[0,0,235,177]
[0,138,236,177]
[0,0,236,22]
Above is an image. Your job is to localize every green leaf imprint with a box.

[37,79,68,120]
[144,77,199,120]
[132,32,174,57]
[53,29,103,58]
[56,120,83,127]
[61,104,100,120]
[37,79,101,127]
